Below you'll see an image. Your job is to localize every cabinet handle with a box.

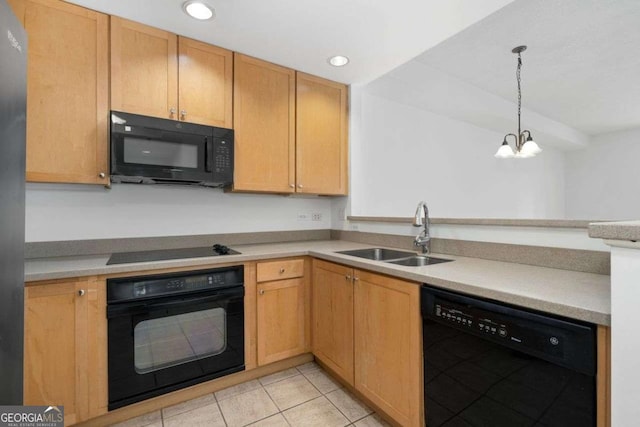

[279,268,285,274]
[180,110,187,120]
[345,275,352,281]
[170,107,176,117]
[259,289,265,295]
[298,184,303,189]
[78,289,85,296]
[98,172,106,179]
[289,184,295,188]
[354,277,360,281]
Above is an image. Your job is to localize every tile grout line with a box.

[215,398,229,427]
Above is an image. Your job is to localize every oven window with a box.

[124,137,198,168]
[134,308,226,374]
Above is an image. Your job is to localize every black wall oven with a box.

[110,111,233,187]
[107,266,244,410]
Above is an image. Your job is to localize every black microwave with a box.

[110,111,233,187]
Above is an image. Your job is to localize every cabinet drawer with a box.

[257,259,304,282]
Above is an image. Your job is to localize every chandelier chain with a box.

[517,52,522,140]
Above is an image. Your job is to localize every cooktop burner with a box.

[106,244,240,265]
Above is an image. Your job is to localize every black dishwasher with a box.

[421,285,597,427]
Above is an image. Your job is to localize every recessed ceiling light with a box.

[328,55,349,67]
[183,1,215,20]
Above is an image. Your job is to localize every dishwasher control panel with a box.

[435,302,509,338]
[422,284,598,376]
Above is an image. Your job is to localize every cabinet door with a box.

[13,0,109,185]
[311,260,354,385]
[354,270,422,427]
[24,278,106,424]
[178,37,233,128]
[257,278,305,365]
[111,17,178,120]
[24,281,87,425]
[296,73,348,195]
[233,54,295,193]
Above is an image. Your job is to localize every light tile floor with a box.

[111,362,391,427]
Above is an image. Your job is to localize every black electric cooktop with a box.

[106,244,240,265]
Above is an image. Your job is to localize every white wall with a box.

[350,88,566,219]
[25,184,332,242]
[565,128,640,220]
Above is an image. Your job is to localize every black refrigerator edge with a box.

[0,0,26,405]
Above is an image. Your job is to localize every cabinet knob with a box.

[298,184,303,189]
[279,268,285,273]
[289,184,295,188]
[78,289,85,296]
[259,289,265,295]
[98,172,106,179]
[346,275,352,281]
[354,277,360,281]
[170,107,176,117]
[180,110,187,120]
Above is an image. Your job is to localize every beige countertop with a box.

[589,220,640,241]
[25,240,611,325]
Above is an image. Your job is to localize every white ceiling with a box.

[65,0,513,84]
[412,0,640,136]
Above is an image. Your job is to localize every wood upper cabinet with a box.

[233,61,349,195]
[354,270,422,427]
[256,259,308,365]
[178,37,233,128]
[311,260,354,385]
[9,0,109,185]
[111,17,232,127]
[296,73,349,195]
[233,54,296,193]
[24,277,107,425]
[111,17,177,120]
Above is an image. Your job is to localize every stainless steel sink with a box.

[336,248,417,261]
[336,248,453,267]
[387,256,452,267]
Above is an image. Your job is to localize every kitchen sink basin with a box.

[336,248,417,261]
[387,256,453,267]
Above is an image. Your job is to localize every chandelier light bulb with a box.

[521,139,542,156]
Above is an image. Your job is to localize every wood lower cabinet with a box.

[233,54,296,193]
[256,259,308,365]
[24,277,107,425]
[311,260,354,385]
[8,0,109,185]
[111,17,233,127]
[296,73,349,195]
[354,270,422,427]
[311,261,421,426]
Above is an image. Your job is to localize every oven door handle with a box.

[107,287,244,318]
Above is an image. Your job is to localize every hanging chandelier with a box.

[495,45,542,159]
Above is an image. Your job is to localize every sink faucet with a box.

[413,201,430,254]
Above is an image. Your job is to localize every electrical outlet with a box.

[312,212,322,221]
[297,212,310,221]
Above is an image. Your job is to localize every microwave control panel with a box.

[215,139,232,173]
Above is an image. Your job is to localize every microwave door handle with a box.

[205,137,213,172]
